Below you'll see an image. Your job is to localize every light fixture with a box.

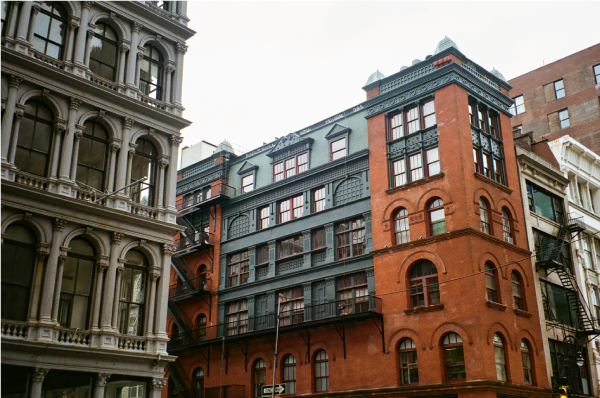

[576,351,585,367]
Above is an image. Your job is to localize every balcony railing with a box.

[169,277,209,298]
[177,182,236,215]
[174,229,210,252]
[167,296,382,350]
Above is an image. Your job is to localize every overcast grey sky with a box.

[180,1,600,158]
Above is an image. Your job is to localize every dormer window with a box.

[273,153,307,182]
[330,138,347,161]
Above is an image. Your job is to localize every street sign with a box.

[261,384,286,396]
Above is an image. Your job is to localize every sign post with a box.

[262,384,286,396]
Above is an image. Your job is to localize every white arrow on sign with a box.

[262,384,286,395]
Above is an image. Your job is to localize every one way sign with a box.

[261,384,286,396]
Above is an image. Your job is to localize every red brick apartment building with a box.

[508,43,600,154]
[165,39,553,398]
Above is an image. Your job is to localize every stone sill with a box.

[474,172,513,194]
[514,308,533,318]
[486,301,507,311]
[404,303,444,315]
[386,173,445,195]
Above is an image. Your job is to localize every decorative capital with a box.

[151,377,168,390]
[165,61,176,73]
[123,116,135,130]
[69,20,79,30]
[116,265,124,275]
[176,42,188,54]
[97,373,111,387]
[36,244,51,258]
[9,75,23,89]
[158,158,169,168]
[32,4,41,14]
[70,97,82,110]
[87,28,96,39]
[162,243,177,255]
[120,42,130,52]
[96,256,109,270]
[83,1,94,11]
[111,231,124,243]
[53,218,67,232]
[170,135,184,147]
[137,51,144,60]
[58,253,68,264]
[74,130,84,140]
[14,108,24,120]
[150,271,160,282]
[132,20,143,33]
[33,368,49,383]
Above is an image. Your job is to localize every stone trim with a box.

[486,301,507,312]
[473,173,513,194]
[386,173,445,195]
[404,302,444,315]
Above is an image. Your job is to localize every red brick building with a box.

[165,39,554,398]
[508,43,600,154]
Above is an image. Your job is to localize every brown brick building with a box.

[508,43,600,154]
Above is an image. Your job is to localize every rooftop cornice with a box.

[516,148,570,188]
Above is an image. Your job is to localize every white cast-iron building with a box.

[1,1,193,397]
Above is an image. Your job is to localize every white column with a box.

[15,1,33,42]
[49,129,64,179]
[83,26,96,67]
[154,244,175,337]
[29,246,50,321]
[134,50,143,87]
[156,159,167,208]
[90,257,108,330]
[173,42,188,105]
[125,21,143,87]
[73,2,92,66]
[65,18,78,62]
[111,263,125,330]
[150,378,168,398]
[39,219,67,323]
[107,141,119,192]
[117,43,129,84]
[6,106,24,164]
[6,2,19,38]
[30,368,49,398]
[101,232,122,331]
[1,75,23,163]
[59,98,81,180]
[94,374,111,398]
[145,270,159,336]
[114,117,133,193]
[163,62,175,104]
[26,4,40,43]
[124,145,136,196]
[51,253,68,322]
[165,136,182,209]
[69,129,84,181]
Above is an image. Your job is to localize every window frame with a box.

[427,198,446,236]
[313,228,326,250]
[241,174,254,194]
[442,333,466,382]
[398,338,419,385]
[313,186,326,213]
[282,354,297,394]
[227,251,250,288]
[77,120,109,191]
[501,208,514,244]
[558,108,570,129]
[335,217,366,260]
[330,137,347,161]
[117,251,147,336]
[279,286,304,326]
[336,272,368,315]
[421,99,436,129]
[484,262,499,303]
[554,79,565,99]
[493,333,508,381]
[594,64,600,84]
[253,358,266,398]
[225,299,248,336]
[15,100,55,177]
[277,234,304,259]
[278,194,304,223]
[314,350,329,392]
[258,206,270,230]
[139,44,164,100]
[89,23,119,81]
[393,208,410,245]
[256,245,269,266]
[511,271,525,310]
[409,260,440,308]
[273,152,308,182]
[521,339,534,385]
[526,181,565,224]
[509,95,525,115]
[390,112,404,140]
[479,197,491,234]
[129,138,157,207]
[31,2,67,60]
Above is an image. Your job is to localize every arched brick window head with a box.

[511,271,525,310]
[493,333,507,381]
[194,368,205,398]
[521,339,534,385]
[409,260,440,307]
[253,359,266,398]
[314,350,329,392]
[484,262,499,303]
[479,198,491,234]
[398,338,418,384]
[442,332,465,381]
[282,354,296,394]
[502,208,514,244]
[428,198,445,236]
[394,208,410,245]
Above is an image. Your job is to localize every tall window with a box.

[15,100,54,176]
[442,333,466,381]
[521,339,533,385]
[331,138,347,160]
[493,334,508,381]
[428,198,446,236]
[337,272,368,315]
[227,251,249,287]
[279,194,303,223]
[31,2,67,59]
[1,224,37,322]
[484,262,499,303]
[392,147,439,188]
[511,271,524,310]
[473,149,480,173]
[488,111,499,138]
[273,162,284,182]
[313,187,326,212]
[118,250,147,336]
[77,120,108,191]
[502,208,513,244]
[509,95,525,115]
[89,23,118,80]
[273,153,308,182]
[313,228,326,249]
[422,100,436,128]
[253,359,266,398]
[405,106,420,135]
[526,181,564,224]
[479,198,491,234]
[394,208,410,245]
[558,109,570,129]
[409,260,439,307]
[58,238,95,329]
[193,368,205,398]
[392,158,406,186]
[554,79,565,99]
[130,138,157,206]
[478,106,488,133]
[314,350,329,392]
[279,286,304,326]
[195,314,207,341]
[426,147,440,176]
[278,235,303,259]
[256,245,269,266]
[139,45,163,100]
[398,338,418,385]
[409,153,423,181]
[258,206,270,230]
[540,280,578,327]
[390,113,403,140]
[225,299,248,336]
[335,217,365,259]
[582,235,593,269]
[594,64,600,84]
[241,174,254,194]
[282,355,296,394]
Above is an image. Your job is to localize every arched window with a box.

[193,367,205,398]
[77,120,108,191]
[511,271,524,310]
[493,333,507,381]
[58,238,95,329]
[31,2,67,59]
[282,354,296,394]
[196,313,207,341]
[314,350,329,392]
[130,138,157,207]
[484,262,499,303]
[428,198,446,236]
[197,265,207,291]
[139,44,163,100]
[398,338,418,384]
[502,208,513,243]
[118,250,147,336]
[479,198,490,234]
[15,100,54,176]
[253,359,266,398]
[442,332,465,381]
[394,208,410,245]
[1,224,37,321]
[89,22,118,81]
[520,339,533,385]
[409,260,440,307]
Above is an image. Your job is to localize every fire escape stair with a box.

[166,359,193,398]
[555,266,599,337]
[168,301,196,344]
